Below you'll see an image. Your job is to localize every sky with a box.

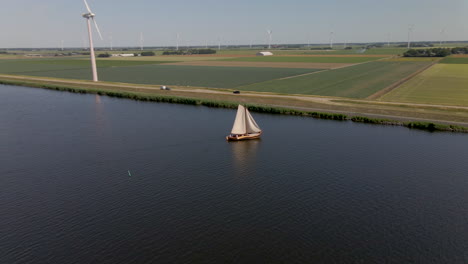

[1,0,467,48]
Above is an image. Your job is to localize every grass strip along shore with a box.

[1,78,467,134]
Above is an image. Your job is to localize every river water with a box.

[1,84,467,264]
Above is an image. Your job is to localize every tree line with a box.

[404,47,468,57]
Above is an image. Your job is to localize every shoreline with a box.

[1,77,467,134]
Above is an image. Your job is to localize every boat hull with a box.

[226,132,262,141]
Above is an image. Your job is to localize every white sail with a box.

[245,108,261,133]
[231,105,247,134]
[230,105,261,135]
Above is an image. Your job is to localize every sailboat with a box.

[226,105,262,141]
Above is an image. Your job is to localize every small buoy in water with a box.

[128,170,132,177]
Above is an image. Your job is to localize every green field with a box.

[224,56,384,63]
[380,64,468,106]
[236,61,431,98]
[9,64,318,88]
[439,57,468,64]
[0,59,169,74]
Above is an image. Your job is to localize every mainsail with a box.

[231,105,261,134]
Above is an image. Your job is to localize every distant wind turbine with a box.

[176,33,180,50]
[82,0,103,82]
[439,28,446,47]
[266,29,273,49]
[109,33,113,51]
[329,31,334,49]
[140,32,144,51]
[407,24,414,49]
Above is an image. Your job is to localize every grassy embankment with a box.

[1,78,467,133]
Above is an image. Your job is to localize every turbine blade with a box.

[93,18,103,40]
[83,0,92,13]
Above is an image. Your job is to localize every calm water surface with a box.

[1,85,467,264]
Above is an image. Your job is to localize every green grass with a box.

[380,64,468,106]
[439,57,468,64]
[237,61,431,98]
[223,56,383,63]
[9,64,318,88]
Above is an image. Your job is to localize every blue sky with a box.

[1,0,467,48]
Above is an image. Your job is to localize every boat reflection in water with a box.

[229,139,261,177]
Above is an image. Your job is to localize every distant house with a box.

[256,51,273,56]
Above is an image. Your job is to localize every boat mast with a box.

[244,106,247,135]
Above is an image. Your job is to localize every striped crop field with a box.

[223,56,384,64]
[380,64,468,106]
[236,61,432,98]
[6,63,319,88]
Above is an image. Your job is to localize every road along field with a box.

[163,61,353,69]
[222,56,385,63]
[379,64,468,106]
[11,64,320,88]
[236,61,432,98]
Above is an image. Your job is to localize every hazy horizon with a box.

[1,0,467,49]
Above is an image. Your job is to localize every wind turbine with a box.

[329,31,334,49]
[140,32,144,51]
[82,0,103,82]
[176,33,180,50]
[109,33,113,51]
[266,29,273,49]
[439,28,446,47]
[407,24,414,49]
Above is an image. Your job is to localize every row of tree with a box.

[404,47,468,57]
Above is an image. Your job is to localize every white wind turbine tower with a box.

[176,33,180,50]
[140,32,144,51]
[266,29,273,49]
[439,28,446,47]
[82,0,103,82]
[407,24,414,49]
[109,33,113,51]
[329,31,334,49]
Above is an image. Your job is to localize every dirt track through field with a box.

[164,61,353,69]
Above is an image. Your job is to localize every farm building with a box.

[256,51,273,56]
[111,53,135,57]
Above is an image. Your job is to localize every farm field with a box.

[224,56,384,63]
[439,57,468,64]
[15,64,318,88]
[0,59,169,74]
[164,60,351,69]
[379,64,468,106]
[104,56,232,62]
[236,61,432,98]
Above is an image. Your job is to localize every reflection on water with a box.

[230,139,261,177]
